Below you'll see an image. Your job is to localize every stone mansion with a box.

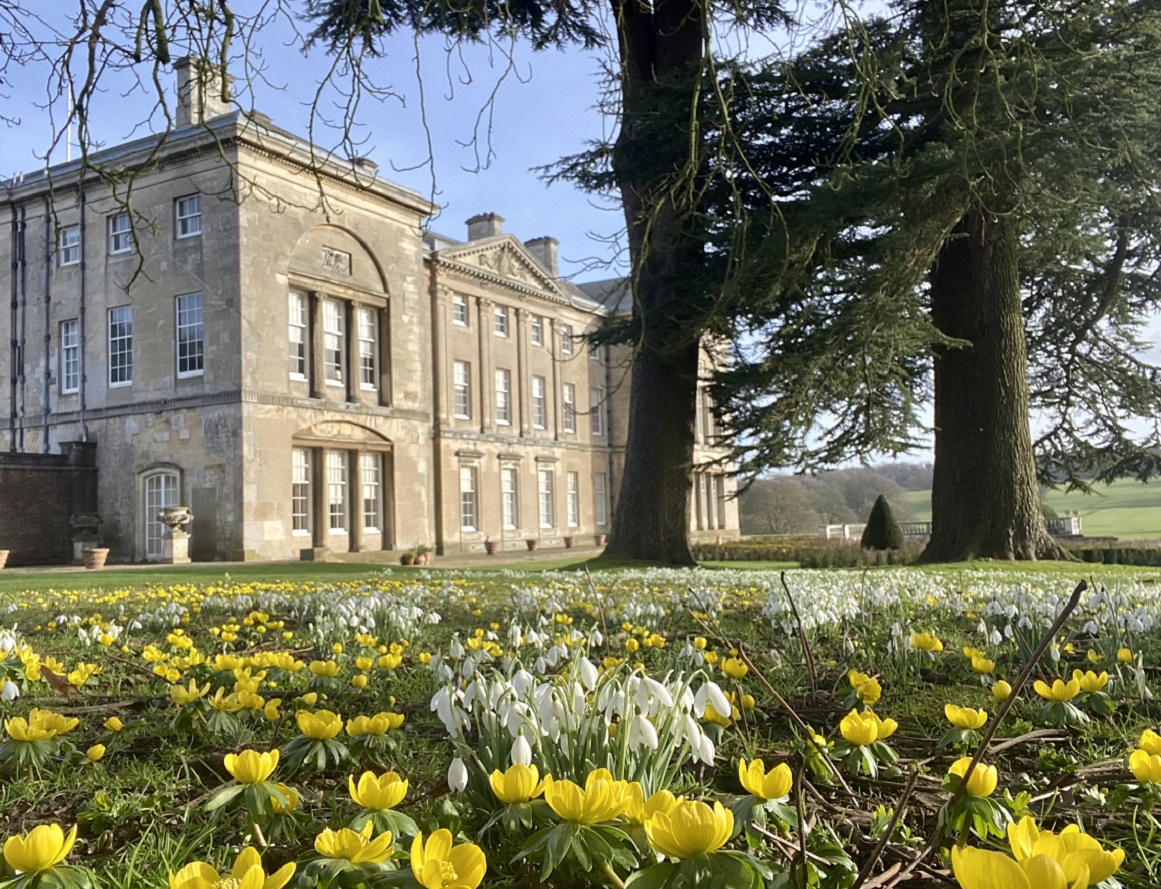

[0,60,738,563]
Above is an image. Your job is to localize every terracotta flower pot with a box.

[526,538,540,551]
[484,541,498,555]
[0,550,8,569]
[400,553,416,566]
[563,536,576,549]
[594,534,608,547]
[83,548,109,570]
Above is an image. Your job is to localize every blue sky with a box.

[1,23,624,283]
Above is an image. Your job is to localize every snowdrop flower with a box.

[511,669,534,696]
[990,628,1004,646]
[637,675,673,712]
[449,637,465,659]
[628,714,659,751]
[694,682,730,720]
[576,656,598,691]
[511,732,533,766]
[448,758,469,793]
[1,680,19,702]
[589,628,604,647]
[694,733,716,765]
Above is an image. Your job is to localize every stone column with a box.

[433,286,449,422]
[349,450,364,551]
[377,303,392,406]
[515,308,529,436]
[549,319,561,441]
[477,296,494,434]
[309,293,325,399]
[345,300,359,402]
[311,448,328,550]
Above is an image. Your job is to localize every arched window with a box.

[142,470,180,560]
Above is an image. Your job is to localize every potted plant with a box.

[563,536,576,549]
[416,544,434,566]
[525,538,540,551]
[594,534,607,547]
[484,537,498,556]
[400,550,417,566]
[83,548,110,570]
[0,550,8,569]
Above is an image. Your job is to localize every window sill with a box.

[177,371,204,380]
[109,381,133,389]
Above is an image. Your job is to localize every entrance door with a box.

[144,472,179,560]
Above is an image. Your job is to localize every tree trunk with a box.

[921,210,1066,562]
[602,0,704,565]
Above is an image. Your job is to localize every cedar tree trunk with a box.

[603,0,704,565]
[921,210,1065,562]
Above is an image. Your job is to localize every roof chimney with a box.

[524,236,559,277]
[466,213,504,241]
[175,56,234,126]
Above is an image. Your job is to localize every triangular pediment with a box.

[437,236,564,298]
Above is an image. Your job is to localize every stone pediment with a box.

[439,237,563,298]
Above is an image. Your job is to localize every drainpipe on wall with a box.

[78,188,88,442]
[428,257,445,555]
[7,202,16,452]
[42,194,52,452]
[16,202,27,452]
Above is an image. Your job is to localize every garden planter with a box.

[526,538,540,551]
[594,534,607,547]
[563,536,575,549]
[0,550,8,569]
[400,553,416,566]
[484,540,498,555]
[83,548,109,570]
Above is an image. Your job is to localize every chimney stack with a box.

[466,213,505,241]
[175,56,234,126]
[524,237,559,277]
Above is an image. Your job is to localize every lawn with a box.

[903,477,1161,540]
[0,562,1155,888]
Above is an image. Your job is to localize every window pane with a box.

[60,320,79,393]
[327,451,347,531]
[495,368,511,425]
[176,195,202,238]
[108,306,133,386]
[109,214,131,254]
[595,473,608,526]
[532,376,546,429]
[361,452,381,530]
[176,293,204,377]
[144,473,178,560]
[324,300,345,384]
[452,294,469,326]
[59,226,80,266]
[453,361,471,418]
[501,467,518,530]
[563,384,576,433]
[531,316,543,346]
[289,292,308,378]
[567,471,579,527]
[560,324,573,354]
[460,466,478,530]
[590,388,604,436]
[538,469,554,528]
[358,307,377,388]
[292,448,312,533]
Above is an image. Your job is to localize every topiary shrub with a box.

[861,494,905,551]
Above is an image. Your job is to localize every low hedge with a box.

[1068,546,1161,566]
[693,539,923,568]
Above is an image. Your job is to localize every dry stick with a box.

[886,578,1089,888]
[793,757,809,889]
[849,767,920,889]
[584,565,611,657]
[781,570,818,696]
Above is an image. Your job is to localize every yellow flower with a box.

[945,705,988,730]
[623,785,681,824]
[309,660,340,678]
[963,646,986,660]
[703,702,733,727]
[411,829,487,889]
[991,681,1012,702]
[542,772,627,823]
[296,709,344,740]
[1007,816,1124,885]
[314,823,394,865]
[224,749,279,784]
[351,674,368,689]
[740,694,756,710]
[270,784,300,815]
[86,744,106,762]
[30,710,78,736]
[722,657,748,679]
[169,846,296,889]
[1117,647,1134,664]
[348,771,409,811]
[848,669,871,689]
[645,800,733,859]
[264,699,282,722]
[1070,670,1108,693]
[4,717,56,742]
[971,656,995,675]
[910,632,943,652]
[951,844,1070,889]
[1130,749,1161,783]
[104,717,124,732]
[1086,649,1104,664]
[839,709,879,746]
[489,764,545,804]
[1033,678,1080,703]
[737,758,792,801]
[948,758,997,797]
[346,712,404,736]
[1141,729,1161,756]
[856,677,882,706]
[3,824,77,874]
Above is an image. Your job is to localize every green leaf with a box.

[625,863,680,889]
[204,784,245,812]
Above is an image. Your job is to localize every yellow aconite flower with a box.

[1130,749,1161,783]
[910,632,943,652]
[722,657,748,679]
[224,749,279,784]
[868,711,898,740]
[3,824,77,873]
[104,717,123,732]
[839,709,879,746]
[489,763,545,804]
[992,681,1012,702]
[169,846,296,889]
[30,710,78,736]
[624,785,681,824]
[951,844,1075,889]
[296,709,343,740]
[738,758,793,800]
[1007,815,1124,884]
[1071,670,1108,693]
[315,823,394,865]
[971,656,995,675]
[1117,647,1134,664]
[4,717,56,742]
[645,800,733,859]
[1086,649,1104,664]
[86,744,106,762]
[1033,678,1080,703]
[346,712,404,737]
[270,784,300,815]
[1141,729,1161,756]
[411,829,487,889]
[848,669,871,689]
[948,758,998,797]
[309,660,340,678]
[945,705,988,730]
[542,773,626,823]
[856,677,882,706]
[349,771,408,811]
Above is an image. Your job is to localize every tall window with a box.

[289,291,308,379]
[357,307,378,389]
[560,324,573,355]
[494,306,509,337]
[562,384,576,433]
[566,472,580,527]
[590,388,604,436]
[108,306,133,387]
[530,315,544,346]
[453,360,472,419]
[589,343,602,363]
[326,451,347,532]
[594,473,608,526]
[144,471,178,560]
[531,375,547,429]
[452,294,469,326]
[176,195,202,238]
[501,466,519,530]
[60,320,79,394]
[324,299,345,385]
[495,368,512,426]
[108,214,132,254]
[460,466,478,531]
[58,226,80,266]
[538,469,554,529]
[361,453,382,531]
[292,448,312,534]
[176,293,204,378]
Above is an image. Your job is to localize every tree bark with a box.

[602,0,704,565]
[921,210,1066,562]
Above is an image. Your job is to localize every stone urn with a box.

[69,513,103,565]
[158,506,195,564]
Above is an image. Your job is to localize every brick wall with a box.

[0,442,98,566]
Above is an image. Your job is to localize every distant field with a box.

[901,478,1161,541]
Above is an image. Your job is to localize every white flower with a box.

[1,680,18,702]
[627,714,659,751]
[511,732,533,766]
[576,656,598,691]
[695,732,715,765]
[694,681,729,719]
[589,628,604,647]
[448,757,469,793]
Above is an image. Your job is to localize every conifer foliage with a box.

[861,495,905,552]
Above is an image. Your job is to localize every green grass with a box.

[902,478,1161,541]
